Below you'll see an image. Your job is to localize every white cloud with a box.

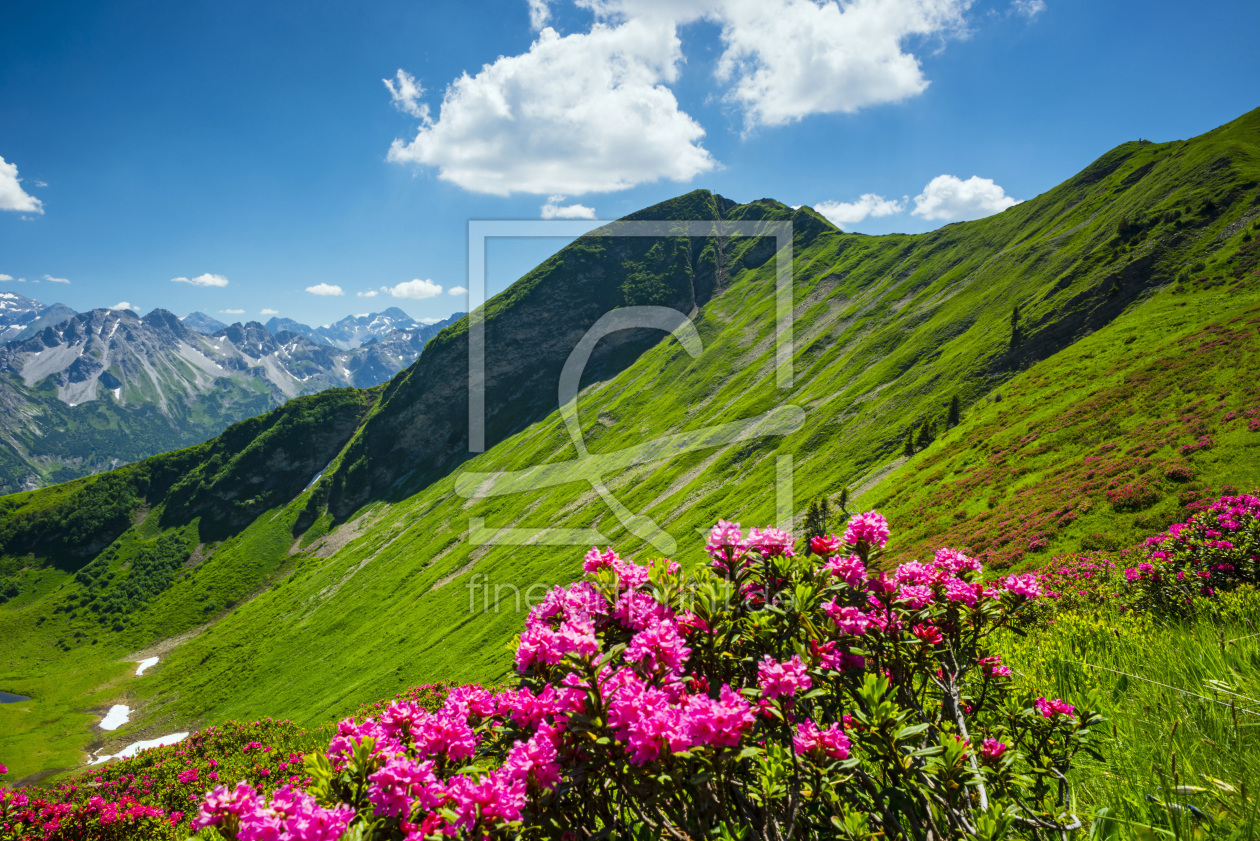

[386,19,714,195]
[911,174,1019,221]
[420,317,444,324]
[220,308,245,315]
[110,301,136,311]
[0,274,12,281]
[541,195,597,219]
[306,283,345,296]
[1010,0,1045,18]
[385,0,980,194]
[713,0,971,128]
[448,286,469,296]
[260,308,279,315]
[43,274,70,284]
[814,193,906,229]
[171,273,229,288]
[527,0,552,29]
[384,69,429,120]
[0,155,44,213]
[356,289,379,298]
[383,278,443,300]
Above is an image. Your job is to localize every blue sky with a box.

[1,0,1257,327]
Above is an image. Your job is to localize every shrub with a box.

[1032,493,1260,617]
[195,514,1102,840]
[1105,480,1160,512]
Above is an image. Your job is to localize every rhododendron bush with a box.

[1031,493,1260,615]
[196,512,1102,840]
[0,718,325,841]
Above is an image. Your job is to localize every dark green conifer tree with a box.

[947,395,960,428]
[916,420,933,451]
[802,497,832,554]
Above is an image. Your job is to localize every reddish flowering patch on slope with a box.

[1028,493,1260,613]
[876,312,1260,569]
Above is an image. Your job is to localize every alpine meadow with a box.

[3,8,1260,838]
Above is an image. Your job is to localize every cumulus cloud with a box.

[260,308,279,315]
[386,19,714,195]
[220,308,245,315]
[448,286,469,296]
[814,193,907,229]
[383,278,443,300]
[384,69,429,119]
[171,273,229,287]
[911,174,1019,221]
[1010,0,1045,18]
[356,289,379,298]
[541,195,597,219]
[43,274,70,284]
[713,0,971,128]
[0,274,11,282]
[110,301,136,311]
[527,0,552,29]
[420,316,445,324]
[0,155,44,213]
[306,283,345,296]
[385,0,978,193]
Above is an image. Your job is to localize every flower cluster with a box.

[193,510,1099,840]
[0,718,328,840]
[193,782,353,840]
[1029,493,1260,615]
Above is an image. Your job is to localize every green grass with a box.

[999,587,1260,838]
[864,284,1260,569]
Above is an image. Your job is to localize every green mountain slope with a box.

[2,107,1259,780]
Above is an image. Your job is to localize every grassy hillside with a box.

[2,107,1259,781]
[866,281,1260,569]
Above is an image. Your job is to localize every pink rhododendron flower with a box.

[793,720,851,760]
[933,548,981,574]
[707,520,749,569]
[944,577,980,606]
[758,655,811,699]
[893,561,937,585]
[684,685,756,747]
[582,546,618,573]
[810,534,842,556]
[844,511,891,550]
[367,755,439,818]
[624,617,692,678]
[749,526,795,558]
[823,554,866,588]
[980,738,1007,761]
[824,601,874,635]
[897,584,934,609]
[1001,573,1042,599]
[912,623,943,645]
[1035,697,1076,719]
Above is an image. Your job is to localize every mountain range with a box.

[1,106,1258,781]
[0,291,77,344]
[0,305,463,493]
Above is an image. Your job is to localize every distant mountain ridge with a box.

[0,306,464,493]
[262,306,430,349]
[181,312,228,334]
[0,290,76,343]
